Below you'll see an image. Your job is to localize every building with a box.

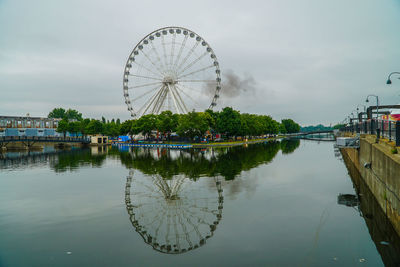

[0,115,61,137]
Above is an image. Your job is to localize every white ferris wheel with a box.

[123,26,221,118]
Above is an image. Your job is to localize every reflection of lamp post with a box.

[366,94,379,119]
[386,72,400,84]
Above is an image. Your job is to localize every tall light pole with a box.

[386,72,400,84]
[366,94,379,119]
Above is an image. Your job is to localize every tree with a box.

[176,111,210,140]
[281,119,300,134]
[48,108,82,121]
[65,109,82,121]
[68,121,81,136]
[56,119,69,138]
[85,120,104,135]
[48,108,66,119]
[156,111,179,140]
[216,107,241,138]
[79,119,91,136]
[279,123,287,134]
[120,120,133,135]
[134,114,157,139]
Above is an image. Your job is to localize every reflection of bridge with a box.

[284,130,334,137]
[0,136,90,149]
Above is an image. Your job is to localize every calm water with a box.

[0,140,398,266]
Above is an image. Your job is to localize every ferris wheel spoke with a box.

[177,79,217,83]
[176,83,202,95]
[131,85,161,102]
[150,39,167,72]
[175,85,202,109]
[173,213,181,251]
[177,211,193,248]
[181,210,204,240]
[176,41,200,73]
[178,64,215,79]
[178,51,209,75]
[129,81,162,89]
[173,35,188,70]
[129,74,163,81]
[170,33,176,67]
[132,61,163,79]
[140,49,166,76]
[161,34,168,69]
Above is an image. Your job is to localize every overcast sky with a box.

[1,0,400,125]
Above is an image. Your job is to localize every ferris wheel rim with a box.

[123,26,221,118]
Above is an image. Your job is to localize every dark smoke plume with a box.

[204,69,256,98]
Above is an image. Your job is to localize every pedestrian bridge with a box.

[0,136,90,148]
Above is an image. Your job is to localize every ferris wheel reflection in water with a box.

[125,169,223,254]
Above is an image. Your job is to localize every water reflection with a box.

[125,170,223,254]
[341,151,400,266]
[116,141,284,181]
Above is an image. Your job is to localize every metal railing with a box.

[0,136,90,143]
[340,119,400,146]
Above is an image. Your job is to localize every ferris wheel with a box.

[125,170,224,254]
[123,26,221,118]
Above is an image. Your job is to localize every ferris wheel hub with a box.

[162,76,177,86]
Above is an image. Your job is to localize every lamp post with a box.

[366,94,380,119]
[356,104,366,122]
[356,104,366,112]
[386,72,400,85]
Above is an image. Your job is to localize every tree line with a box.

[50,107,301,140]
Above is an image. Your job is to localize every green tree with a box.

[48,108,66,119]
[156,111,179,140]
[281,119,300,134]
[68,121,81,135]
[177,111,210,140]
[216,107,241,138]
[85,120,104,135]
[134,114,157,139]
[56,119,69,138]
[65,109,82,121]
[120,120,133,135]
[79,119,91,136]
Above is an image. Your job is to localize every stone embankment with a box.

[340,134,400,236]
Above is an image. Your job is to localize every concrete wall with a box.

[341,137,400,237]
[341,151,400,266]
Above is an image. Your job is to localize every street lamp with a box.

[386,72,400,85]
[366,94,380,119]
[356,104,366,112]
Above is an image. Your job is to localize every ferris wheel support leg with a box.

[169,84,186,114]
[141,86,165,116]
[172,85,189,113]
[167,84,181,114]
[152,86,168,114]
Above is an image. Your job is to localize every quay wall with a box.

[341,136,400,236]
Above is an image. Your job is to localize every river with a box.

[0,140,399,266]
